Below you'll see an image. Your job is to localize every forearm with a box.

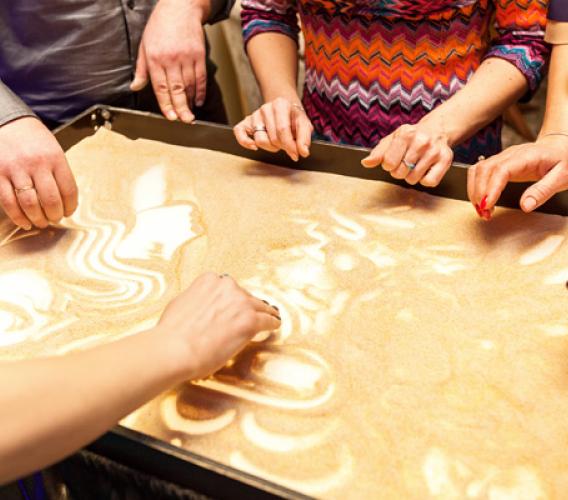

[0,327,185,483]
[247,33,300,103]
[419,58,528,146]
[540,44,568,136]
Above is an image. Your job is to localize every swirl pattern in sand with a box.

[1,129,568,498]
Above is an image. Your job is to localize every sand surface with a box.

[0,129,567,498]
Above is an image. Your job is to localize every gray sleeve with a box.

[207,0,236,24]
[0,80,35,127]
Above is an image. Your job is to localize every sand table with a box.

[0,129,567,498]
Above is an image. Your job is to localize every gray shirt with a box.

[0,0,232,126]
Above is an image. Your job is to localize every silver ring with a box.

[402,159,416,171]
[14,185,35,194]
[252,125,267,135]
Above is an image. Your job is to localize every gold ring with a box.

[14,185,35,194]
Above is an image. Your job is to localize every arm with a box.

[468,43,568,216]
[233,0,313,160]
[362,0,549,187]
[0,273,280,484]
[131,0,220,123]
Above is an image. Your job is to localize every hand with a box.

[233,97,314,161]
[0,117,78,230]
[157,273,281,380]
[131,0,209,123]
[467,135,568,218]
[361,123,454,187]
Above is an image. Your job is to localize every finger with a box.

[33,170,64,223]
[53,160,78,217]
[471,159,495,207]
[194,56,207,107]
[390,140,426,180]
[259,106,281,151]
[252,111,278,153]
[273,99,299,160]
[182,62,196,109]
[168,65,193,123]
[484,165,511,210]
[249,296,280,319]
[294,112,312,158]
[382,133,409,172]
[405,151,439,185]
[520,163,568,212]
[419,150,453,188]
[0,178,32,229]
[254,312,281,333]
[361,137,391,168]
[131,41,149,91]
[150,65,177,121]
[11,174,49,229]
[234,117,258,150]
[467,165,477,205]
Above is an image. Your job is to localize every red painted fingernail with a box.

[480,195,488,211]
[474,204,483,217]
[481,209,492,221]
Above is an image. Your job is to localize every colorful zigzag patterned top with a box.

[241,0,549,163]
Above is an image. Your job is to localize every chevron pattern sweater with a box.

[241,0,549,163]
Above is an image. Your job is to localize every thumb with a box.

[520,163,568,212]
[361,139,388,169]
[130,42,149,91]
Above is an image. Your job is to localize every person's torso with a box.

[298,0,497,159]
[0,1,155,123]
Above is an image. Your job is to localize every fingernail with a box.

[23,224,32,231]
[196,99,204,107]
[167,111,177,121]
[480,195,488,210]
[276,315,282,321]
[481,209,492,221]
[262,299,269,305]
[181,112,193,123]
[361,158,371,168]
[292,154,299,162]
[474,204,483,217]
[523,196,537,212]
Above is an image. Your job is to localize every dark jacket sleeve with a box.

[0,80,35,127]
[207,0,235,24]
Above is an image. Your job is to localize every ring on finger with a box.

[291,103,305,113]
[402,159,417,171]
[252,125,267,136]
[14,185,35,195]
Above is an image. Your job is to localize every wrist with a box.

[159,0,209,24]
[262,86,301,106]
[187,0,210,24]
[145,326,199,383]
[416,114,457,147]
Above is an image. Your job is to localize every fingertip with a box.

[361,157,375,168]
[521,196,538,213]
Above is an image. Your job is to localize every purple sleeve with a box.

[484,0,550,98]
[241,0,300,49]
